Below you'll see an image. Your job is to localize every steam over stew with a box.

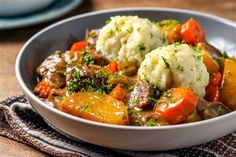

[34,16,235,126]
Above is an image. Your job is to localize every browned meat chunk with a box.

[128,108,169,126]
[36,51,66,88]
[66,64,111,93]
[197,98,231,119]
[128,82,155,109]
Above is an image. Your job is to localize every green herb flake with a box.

[73,71,80,79]
[78,105,90,113]
[137,27,141,32]
[107,29,115,38]
[105,19,111,25]
[138,43,146,57]
[162,56,170,69]
[150,33,153,39]
[115,26,121,32]
[80,51,94,65]
[124,82,134,92]
[96,84,112,94]
[127,106,143,126]
[142,73,149,83]
[96,68,109,78]
[127,26,134,33]
[146,119,157,126]
[68,82,78,93]
[57,50,64,58]
[89,31,97,38]
[172,49,178,56]
[161,37,167,44]
[176,65,184,72]
[217,105,223,113]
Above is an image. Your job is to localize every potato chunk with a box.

[220,59,236,110]
[59,92,128,125]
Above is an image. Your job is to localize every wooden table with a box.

[0,0,235,156]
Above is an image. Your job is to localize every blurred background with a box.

[0,0,235,156]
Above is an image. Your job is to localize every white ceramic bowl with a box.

[15,8,236,151]
[0,0,54,16]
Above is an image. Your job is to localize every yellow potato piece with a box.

[59,92,128,125]
[220,59,236,110]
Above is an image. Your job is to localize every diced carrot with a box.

[110,84,127,102]
[34,79,54,98]
[204,71,222,102]
[155,87,199,124]
[181,18,205,45]
[106,61,119,73]
[205,86,220,102]
[70,41,87,52]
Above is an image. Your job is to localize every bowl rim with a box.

[15,7,236,130]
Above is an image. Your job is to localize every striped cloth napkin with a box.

[0,95,235,157]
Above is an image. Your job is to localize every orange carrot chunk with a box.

[106,61,119,73]
[110,84,127,102]
[34,79,54,98]
[70,41,87,52]
[181,18,205,45]
[155,87,199,124]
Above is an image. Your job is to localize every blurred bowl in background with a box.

[0,0,55,16]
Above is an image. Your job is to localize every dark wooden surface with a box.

[0,0,235,156]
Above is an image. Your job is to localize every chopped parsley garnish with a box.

[127,106,143,126]
[72,71,80,79]
[162,56,170,69]
[107,29,115,38]
[96,68,109,78]
[78,105,90,113]
[96,84,113,94]
[68,82,79,93]
[115,26,121,32]
[124,82,134,92]
[89,31,97,38]
[176,65,184,72]
[137,27,141,32]
[161,37,167,44]
[172,49,178,56]
[129,99,142,104]
[153,85,162,98]
[105,19,111,25]
[57,50,64,58]
[217,105,223,113]
[127,26,133,33]
[142,73,149,83]
[138,43,146,57]
[80,51,94,65]
[192,46,203,60]
[150,33,153,39]
[146,119,157,126]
